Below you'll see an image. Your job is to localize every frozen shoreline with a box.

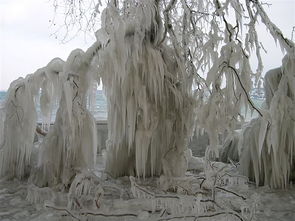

[1,167,295,221]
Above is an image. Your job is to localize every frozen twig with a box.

[157,211,245,221]
[45,204,81,221]
[249,0,295,52]
[224,62,263,117]
[46,204,138,219]
[80,211,138,218]
[215,186,247,200]
[160,0,177,44]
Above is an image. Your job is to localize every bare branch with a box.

[224,62,263,117]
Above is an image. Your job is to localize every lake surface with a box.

[0,91,5,103]
[0,90,264,122]
[0,90,108,121]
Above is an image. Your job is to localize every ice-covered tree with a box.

[32,43,101,188]
[1,0,294,190]
[51,0,295,186]
[96,0,196,178]
[0,58,63,179]
[0,75,41,179]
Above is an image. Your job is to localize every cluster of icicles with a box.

[99,1,195,178]
[0,0,195,189]
[238,53,295,188]
[0,44,101,187]
[221,53,295,188]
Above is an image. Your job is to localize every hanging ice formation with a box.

[32,43,101,188]
[263,67,282,109]
[97,0,195,178]
[239,53,295,188]
[234,1,295,188]
[39,58,65,128]
[0,76,41,179]
[0,57,64,179]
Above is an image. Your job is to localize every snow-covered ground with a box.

[1,153,295,221]
[1,178,295,221]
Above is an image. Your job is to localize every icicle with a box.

[42,57,65,125]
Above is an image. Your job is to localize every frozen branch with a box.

[249,0,295,53]
[45,204,81,220]
[160,0,177,44]
[80,211,138,218]
[224,62,263,117]
[215,186,247,200]
[46,204,139,219]
[157,211,245,221]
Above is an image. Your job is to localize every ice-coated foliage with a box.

[97,0,195,178]
[263,67,282,109]
[239,53,295,188]
[130,175,213,215]
[216,54,295,189]
[0,57,68,180]
[32,46,100,188]
[1,6,295,221]
[128,170,251,220]
[0,76,40,179]
[1,1,295,221]
[39,58,65,127]
[50,2,295,177]
[67,172,104,210]
[220,130,240,163]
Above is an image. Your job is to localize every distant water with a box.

[88,90,108,120]
[0,90,108,121]
[0,91,5,103]
[240,95,265,122]
[0,90,264,122]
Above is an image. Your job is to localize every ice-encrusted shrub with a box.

[239,54,295,188]
[98,0,195,178]
[67,172,104,210]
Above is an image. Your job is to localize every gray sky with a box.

[0,0,294,91]
[0,0,92,91]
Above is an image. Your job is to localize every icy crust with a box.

[21,156,258,221]
[98,0,195,178]
[67,172,104,210]
[2,175,295,221]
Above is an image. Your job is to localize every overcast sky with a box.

[0,0,294,91]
